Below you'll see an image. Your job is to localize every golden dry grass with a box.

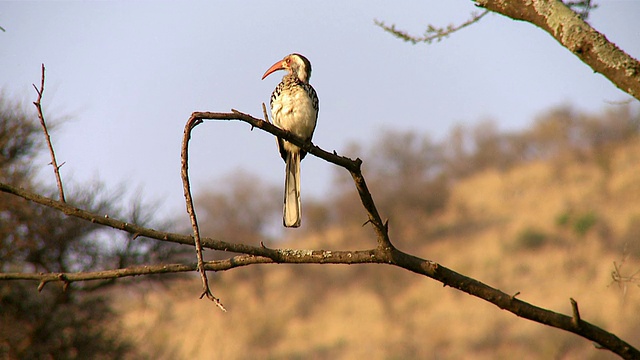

[113,139,640,359]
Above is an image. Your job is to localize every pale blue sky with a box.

[1,1,639,223]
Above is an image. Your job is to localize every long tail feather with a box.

[283,151,301,227]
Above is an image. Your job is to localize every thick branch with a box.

[386,249,639,359]
[1,107,638,358]
[1,180,638,358]
[475,0,640,101]
[0,182,382,263]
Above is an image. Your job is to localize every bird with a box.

[262,53,319,228]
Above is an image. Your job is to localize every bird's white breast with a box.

[271,85,318,149]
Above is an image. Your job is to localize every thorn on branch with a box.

[262,102,270,123]
[58,273,71,291]
[33,63,66,203]
[570,297,581,327]
[511,291,521,299]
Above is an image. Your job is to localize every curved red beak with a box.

[261,60,285,80]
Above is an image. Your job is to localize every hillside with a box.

[113,138,640,359]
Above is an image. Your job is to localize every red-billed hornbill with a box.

[262,53,319,228]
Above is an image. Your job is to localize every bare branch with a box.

[375,10,489,45]
[204,109,394,250]
[32,63,66,202]
[181,114,225,311]
[475,0,640,101]
[0,255,274,286]
[1,108,638,358]
[0,177,638,358]
[379,1,638,101]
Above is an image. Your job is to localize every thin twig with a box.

[1,255,274,287]
[375,10,489,45]
[33,64,66,203]
[181,114,226,311]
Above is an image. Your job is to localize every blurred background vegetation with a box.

[0,96,191,359]
[2,92,639,358]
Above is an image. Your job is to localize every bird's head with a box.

[262,53,312,84]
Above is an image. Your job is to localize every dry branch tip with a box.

[570,297,581,327]
[33,63,66,203]
[182,113,224,310]
[201,289,227,312]
[261,102,270,123]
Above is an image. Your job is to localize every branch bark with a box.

[475,0,640,101]
[0,255,274,287]
[1,109,638,358]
